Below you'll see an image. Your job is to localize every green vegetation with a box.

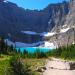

[0,38,42,75]
[1,37,75,75]
[46,44,75,60]
[0,55,10,75]
[17,48,47,59]
[7,55,35,75]
[26,48,47,58]
[15,43,75,60]
[0,55,45,75]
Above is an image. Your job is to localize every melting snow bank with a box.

[4,39,44,47]
[44,41,57,49]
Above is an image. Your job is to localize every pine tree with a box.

[18,48,21,54]
[24,49,28,55]
[5,40,8,54]
[0,37,5,54]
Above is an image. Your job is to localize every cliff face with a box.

[45,1,69,31]
[0,1,69,43]
[44,0,75,47]
[0,1,69,33]
[65,0,75,27]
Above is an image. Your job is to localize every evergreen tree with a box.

[23,49,28,55]
[18,48,21,54]
[10,45,14,52]
[5,40,8,54]
[0,37,5,54]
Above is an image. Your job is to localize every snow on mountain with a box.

[5,39,44,47]
[39,32,48,36]
[5,39,15,46]
[4,39,57,49]
[44,32,56,37]
[21,31,37,35]
[44,27,70,37]
[16,41,44,47]
[60,27,70,33]
[3,0,8,3]
[21,31,56,37]
[62,24,67,28]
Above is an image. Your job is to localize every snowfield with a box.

[5,27,71,48]
[4,39,57,49]
[39,32,48,36]
[4,39,44,47]
[21,31,37,35]
[43,32,56,37]
[60,27,70,33]
[21,31,56,37]
[12,26,71,48]
[44,41,57,49]
[62,24,67,28]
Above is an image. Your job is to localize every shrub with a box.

[8,56,31,75]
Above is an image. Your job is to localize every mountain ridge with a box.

[0,1,69,44]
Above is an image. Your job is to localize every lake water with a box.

[16,47,52,53]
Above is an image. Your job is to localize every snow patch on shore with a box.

[44,41,57,49]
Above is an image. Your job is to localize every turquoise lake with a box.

[16,47,52,53]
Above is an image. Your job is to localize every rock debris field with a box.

[43,58,75,75]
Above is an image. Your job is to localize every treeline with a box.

[0,37,8,54]
[17,48,47,59]
[16,44,75,60]
[1,37,75,75]
[0,37,47,58]
[1,37,75,60]
[47,44,75,60]
[0,37,16,55]
[0,37,38,75]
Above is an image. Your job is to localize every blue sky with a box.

[7,0,69,10]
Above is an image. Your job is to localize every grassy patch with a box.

[0,55,46,75]
[0,55,11,75]
[23,58,46,75]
